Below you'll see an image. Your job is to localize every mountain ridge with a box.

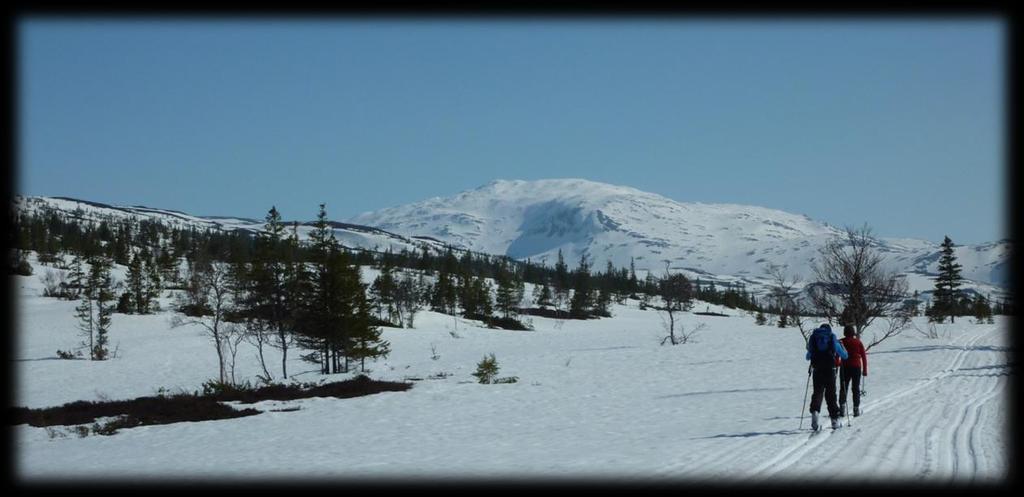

[14,180,1010,300]
[349,178,1009,291]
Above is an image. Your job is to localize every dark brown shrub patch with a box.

[208,374,412,404]
[10,375,412,434]
[11,394,260,430]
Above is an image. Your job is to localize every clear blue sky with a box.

[18,18,1005,244]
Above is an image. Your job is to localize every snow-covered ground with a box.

[12,258,1011,483]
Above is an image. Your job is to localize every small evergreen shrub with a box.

[14,259,33,276]
[472,353,500,384]
[55,349,77,360]
[116,292,133,314]
[200,379,254,397]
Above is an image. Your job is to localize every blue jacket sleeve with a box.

[833,335,849,360]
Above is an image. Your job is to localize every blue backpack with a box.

[809,328,835,366]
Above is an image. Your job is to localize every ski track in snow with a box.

[736,326,1007,482]
[650,325,1009,483]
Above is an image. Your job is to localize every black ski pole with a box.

[799,364,811,430]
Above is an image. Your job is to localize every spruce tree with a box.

[291,204,389,374]
[973,294,993,324]
[370,263,398,324]
[553,249,570,314]
[495,264,524,319]
[475,277,494,318]
[126,250,146,314]
[594,286,612,317]
[280,221,308,378]
[931,236,964,323]
[430,270,457,315]
[93,259,114,360]
[348,291,390,372]
[295,204,348,374]
[66,253,86,301]
[157,246,179,288]
[76,255,114,360]
[569,254,594,319]
[144,251,162,311]
[533,280,554,309]
[755,310,767,326]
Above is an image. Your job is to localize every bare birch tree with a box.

[764,264,812,341]
[658,271,694,345]
[171,262,237,384]
[808,225,911,351]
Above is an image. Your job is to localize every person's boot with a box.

[831,417,841,429]
[839,403,847,418]
[811,411,820,431]
[853,405,860,417]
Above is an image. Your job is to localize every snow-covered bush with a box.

[41,269,67,298]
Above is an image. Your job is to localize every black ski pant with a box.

[809,365,839,419]
[839,365,862,409]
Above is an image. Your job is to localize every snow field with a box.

[12,260,1011,482]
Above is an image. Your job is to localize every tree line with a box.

[11,202,769,322]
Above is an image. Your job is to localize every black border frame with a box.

[3,2,1018,494]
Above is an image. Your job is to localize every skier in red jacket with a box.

[838,325,868,417]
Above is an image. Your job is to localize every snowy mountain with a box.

[14,179,1010,300]
[350,179,1010,295]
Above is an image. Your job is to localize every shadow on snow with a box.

[691,428,807,440]
[655,387,790,399]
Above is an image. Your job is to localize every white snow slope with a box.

[13,195,453,258]
[351,179,1011,296]
[13,254,1011,484]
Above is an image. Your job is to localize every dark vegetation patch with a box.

[368,316,400,328]
[694,311,730,317]
[488,315,532,331]
[11,375,412,435]
[11,394,260,431]
[205,374,412,404]
[517,307,599,320]
[463,313,533,330]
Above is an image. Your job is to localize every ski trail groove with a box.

[950,376,1004,483]
[746,327,1000,481]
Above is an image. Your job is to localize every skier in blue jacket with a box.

[805,323,848,430]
